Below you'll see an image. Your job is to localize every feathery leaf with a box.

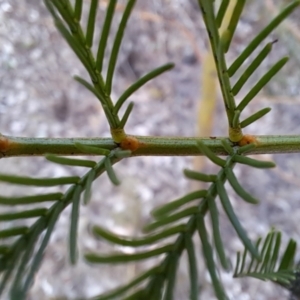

[234,230,296,286]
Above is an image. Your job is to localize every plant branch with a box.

[1,135,300,157]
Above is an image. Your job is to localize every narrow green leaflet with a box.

[73,76,106,104]
[196,141,226,167]
[216,180,260,259]
[164,252,179,300]
[0,227,28,239]
[185,234,198,300]
[51,0,76,31]
[0,192,63,205]
[184,169,217,182]
[216,0,230,28]
[92,224,185,247]
[54,20,91,76]
[232,110,241,128]
[278,239,297,271]
[143,274,165,300]
[223,0,246,53]
[119,102,134,128]
[232,43,273,96]
[197,215,228,300]
[106,0,136,95]
[237,143,256,154]
[259,231,276,273]
[0,208,47,221]
[104,157,120,185]
[85,244,173,264]
[237,57,289,112]
[143,206,198,233]
[45,154,96,168]
[152,190,207,218]
[221,139,234,155]
[114,63,175,114]
[0,238,27,294]
[207,196,229,270]
[233,155,275,168]
[83,169,95,205]
[85,0,98,48]
[69,185,82,264]
[113,150,132,159]
[240,107,271,128]
[269,233,281,272]
[0,174,79,186]
[23,202,64,293]
[225,167,259,204]
[74,143,110,156]
[74,0,83,21]
[92,266,160,300]
[10,220,46,298]
[96,0,117,73]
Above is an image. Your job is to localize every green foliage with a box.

[0,0,299,299]
[233,230,296,286]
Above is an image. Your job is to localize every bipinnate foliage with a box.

[0,1,299,299]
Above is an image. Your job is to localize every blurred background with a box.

[1,0,300,299]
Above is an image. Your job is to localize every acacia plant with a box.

[0,0,300,299]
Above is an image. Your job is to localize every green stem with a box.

[1,135,300,157]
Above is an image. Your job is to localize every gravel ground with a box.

[1,1,300,299]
